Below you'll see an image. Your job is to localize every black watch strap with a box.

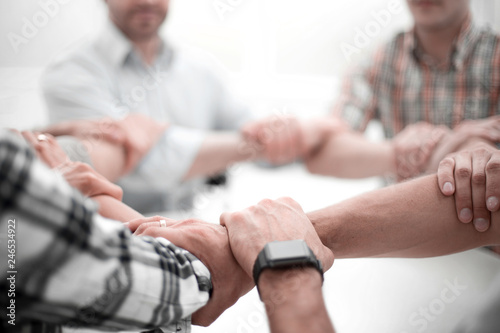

[252,240,323,288]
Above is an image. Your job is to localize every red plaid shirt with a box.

[335,17,500,138]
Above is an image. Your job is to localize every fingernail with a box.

[487,196,499,211]
[443,182,454,194]
[459,208,473,222]
[473,218,489,232]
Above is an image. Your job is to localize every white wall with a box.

[0,0,498,129]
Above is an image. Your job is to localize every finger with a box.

[103,181,123,201]
[219,210,246,229]
[134,219,179,235]
[454,152,473,223]
[8,129,22,137]
[437,157,456,196]
[127,216,176,233]
[135,227,194,256]
[219,212,230,227]
[21,131,39,147]
[99,118,127,143]
[486,155,500,212]
[471,150,490,232]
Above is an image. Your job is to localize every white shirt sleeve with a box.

[124,126,207,190]
[41,53,127,122]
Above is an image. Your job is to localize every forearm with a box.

[259,268,335,333]
[92,195,143,222]
[307,175,500,259]
[184,132,257,180]
[87,140,127,182]
[305,131,395,178]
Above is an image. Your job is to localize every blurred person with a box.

[246,0,500,226]
[42,0,332,213]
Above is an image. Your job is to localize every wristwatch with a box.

[253,239,324,288]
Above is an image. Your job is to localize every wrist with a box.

[258,267,322,296]
[259,267,326,331]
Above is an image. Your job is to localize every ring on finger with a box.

[159,219,167,228]
[37,134,48,142]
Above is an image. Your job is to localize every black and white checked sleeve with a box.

[0,130,211,333]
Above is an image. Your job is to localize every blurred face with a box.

[105,0,169,41]
[406,0,470,31]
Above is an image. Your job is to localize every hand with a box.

[22,131,72,168]
[392,122,449,181]
[42,118,127,145]
[242,115,305,165]
[454,116,500,140]
[427,116,500,172]
[42,114,168,175]
[133,219,253,326]
[58,161,123,200]
[22,131,122,200]
[118,113,168,174]
[299,117,347,158]
[437,143,500,232]
[220,197,334,278]
[125,215,175,231]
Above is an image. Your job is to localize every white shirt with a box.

[42,22,253,212]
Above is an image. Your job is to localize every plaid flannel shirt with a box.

[0,130,212,333]
[335,16,500,138]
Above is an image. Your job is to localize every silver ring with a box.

[159,219,167,228]
[37,134,48,142]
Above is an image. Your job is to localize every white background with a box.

[1,0,499,130]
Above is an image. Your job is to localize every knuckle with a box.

[228,211,246,222]
[473,147,489,156]
[471,172,486,185]
[438,158,454,168]
[486,160,500,174]
[259,198,275,206]
[278,196,293,203]
[455,167,471,179]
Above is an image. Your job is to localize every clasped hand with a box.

[127,197,334,326]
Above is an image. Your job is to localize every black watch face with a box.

[265,239,310,261]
